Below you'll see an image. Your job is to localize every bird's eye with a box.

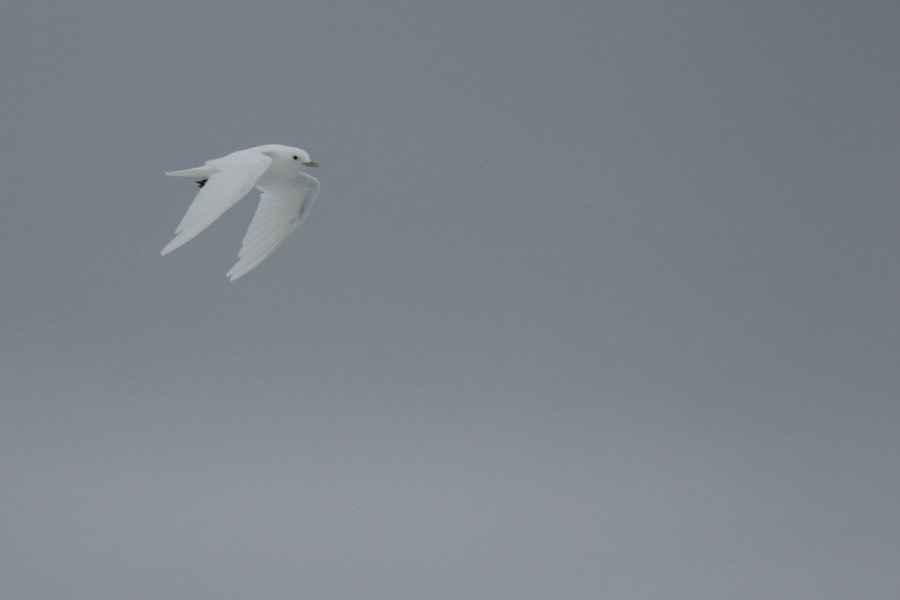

[292,155,298,160]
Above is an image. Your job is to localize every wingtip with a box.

[226,262,252,281]
[160,237,181,256]
[226,271,242,282]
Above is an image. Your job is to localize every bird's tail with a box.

[165,165,215,178]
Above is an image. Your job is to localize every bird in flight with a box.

[161,144,321,280]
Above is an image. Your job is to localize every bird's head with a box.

[286,147,319,168]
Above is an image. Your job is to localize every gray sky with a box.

[2,1,899,598]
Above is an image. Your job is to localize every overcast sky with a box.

[2,2,899,599]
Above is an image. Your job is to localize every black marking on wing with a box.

[196,179,208,188]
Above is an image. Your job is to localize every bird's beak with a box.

[303,161,320,168]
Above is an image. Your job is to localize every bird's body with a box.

[161,144,320,280]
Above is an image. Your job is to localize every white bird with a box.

[161,144,321,280]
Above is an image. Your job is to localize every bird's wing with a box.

[226,171,320,280]
[161,152,272,256]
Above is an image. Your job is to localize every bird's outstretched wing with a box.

[161,152,272,256]
[226,171,320,280]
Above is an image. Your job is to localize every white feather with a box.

[226,172,320,281]
[161,144,321,280]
